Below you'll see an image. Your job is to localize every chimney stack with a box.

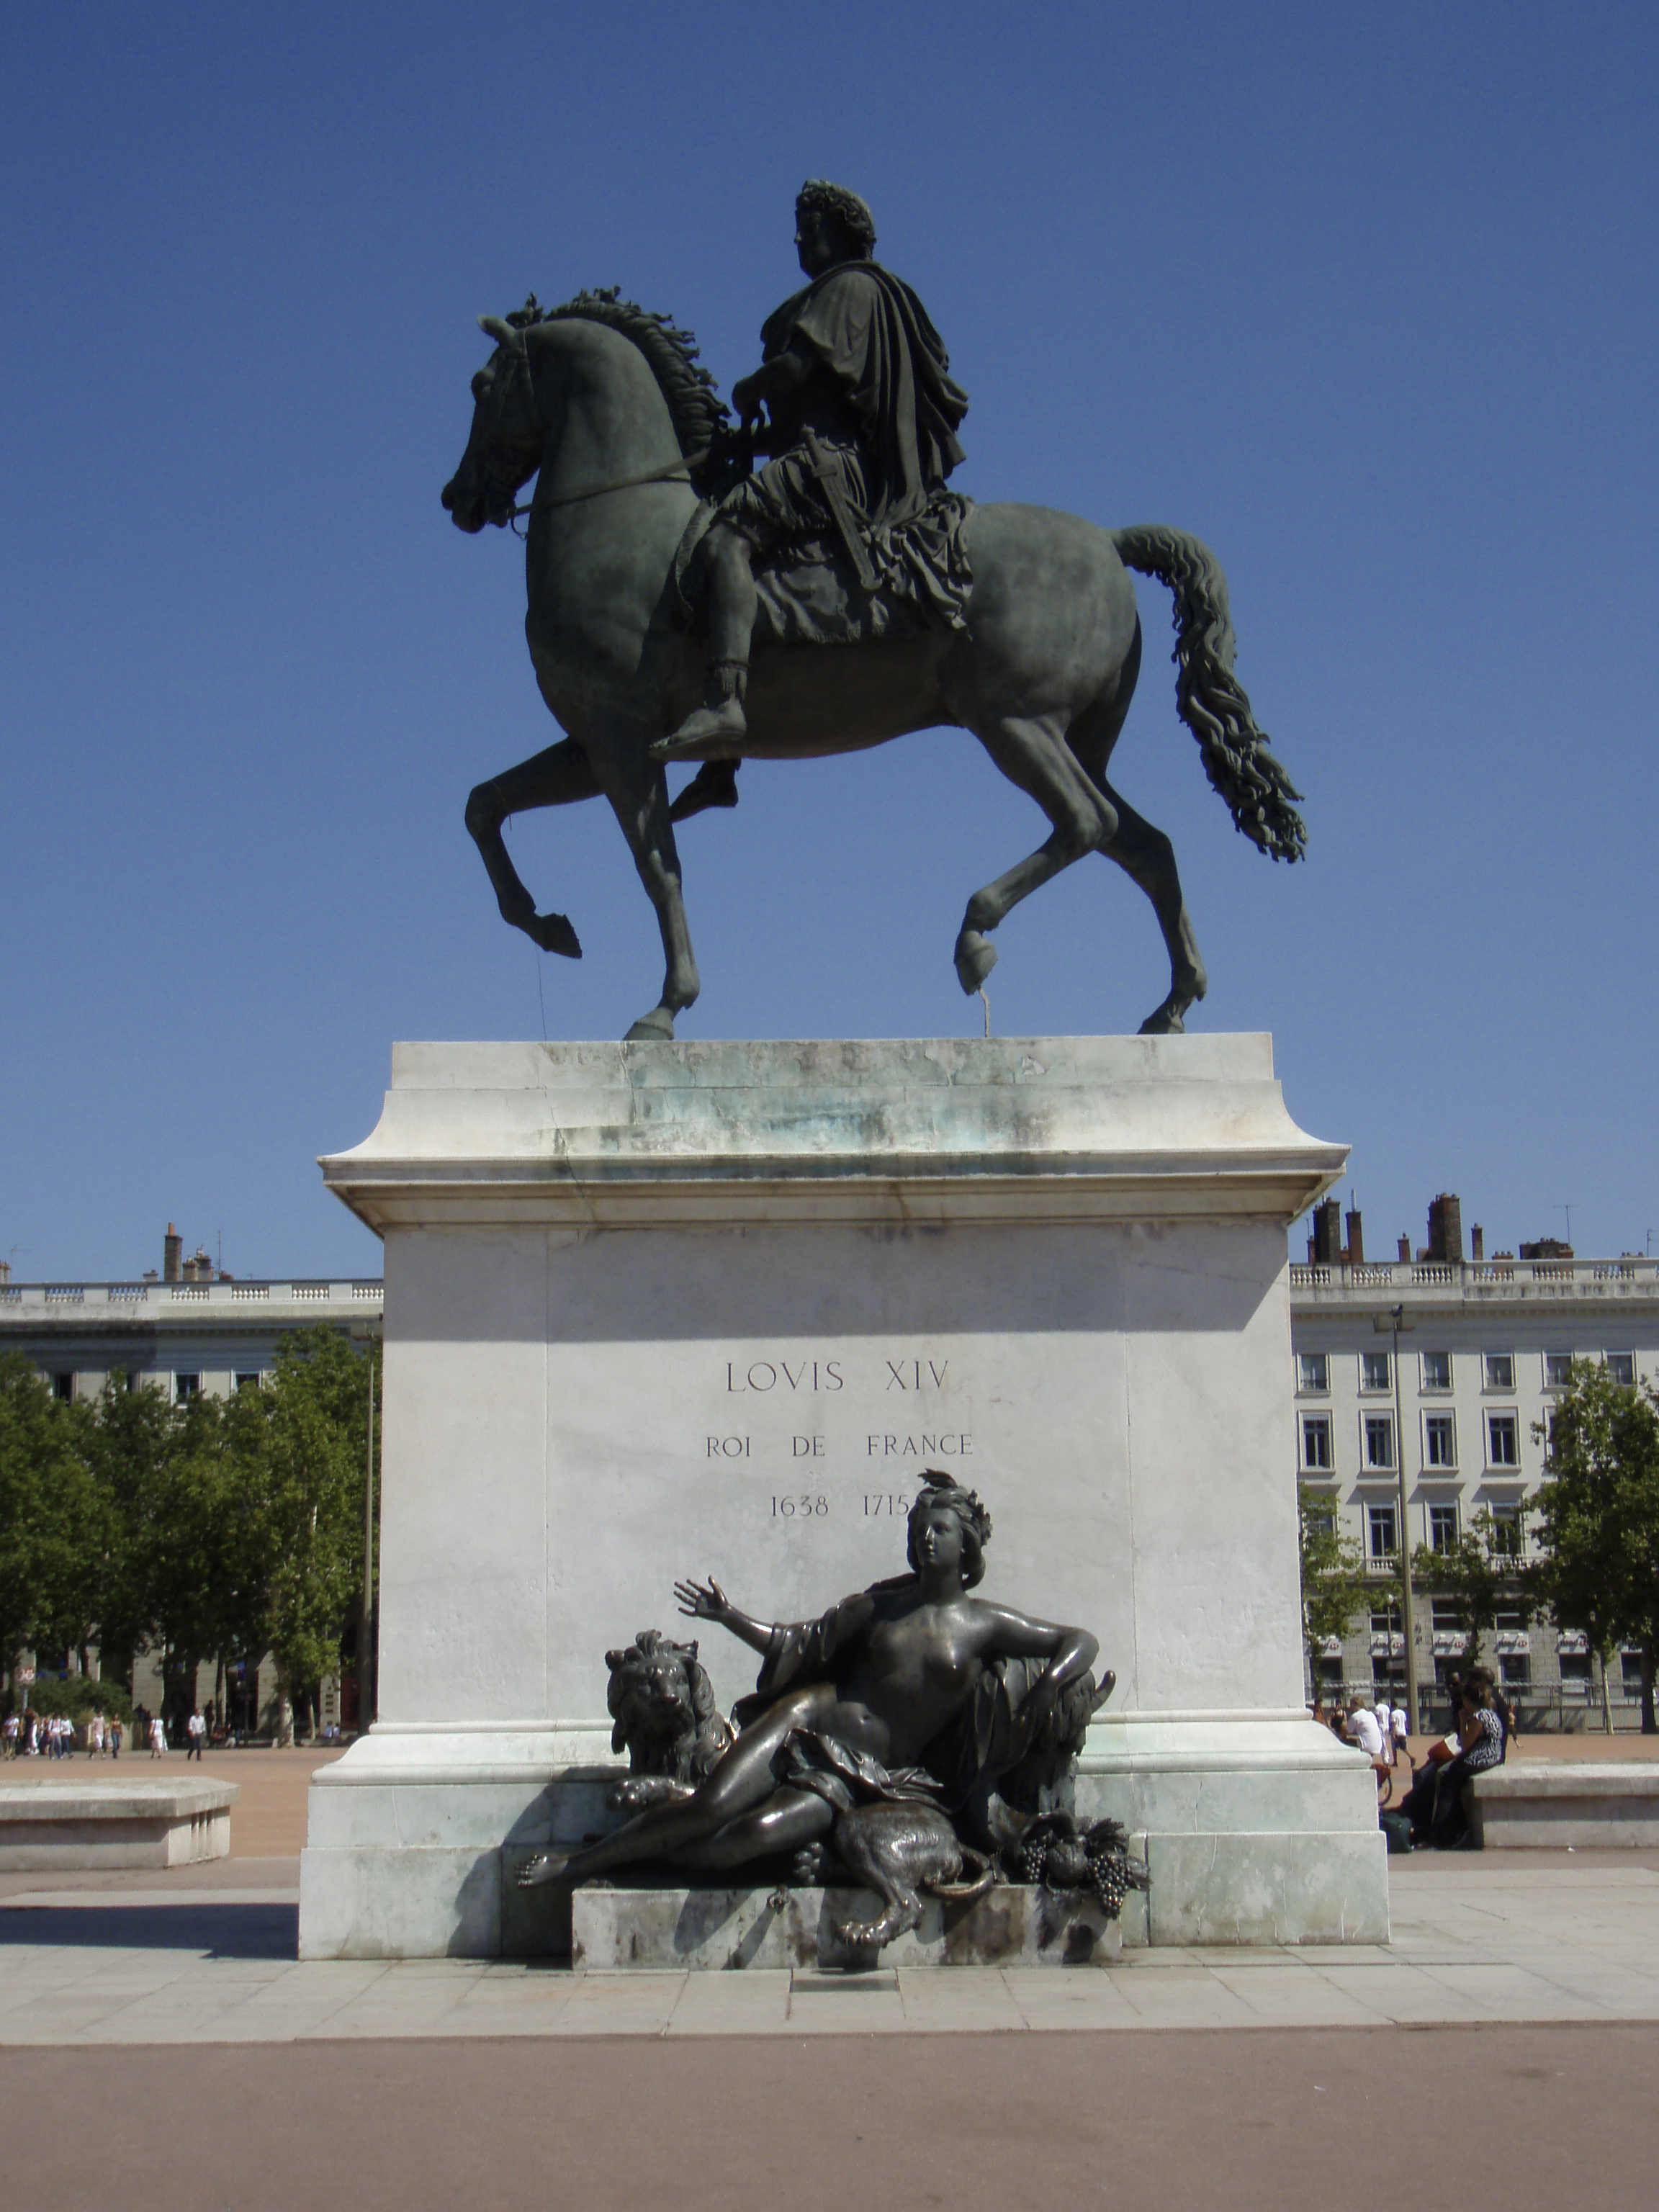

[1397,1235,1411,1262]
[1345,1208,1364,1267]
[1426,1193,1463,1264]
[1471,1223,1484,1264]
[163,1223,182,1283]
[1312,1197,1341,1265]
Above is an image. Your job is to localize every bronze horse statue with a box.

[442,292,1305,1042]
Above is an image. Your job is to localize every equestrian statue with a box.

[444,180,1305,1042]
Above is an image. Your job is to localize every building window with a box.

[1364,1414,1395,1470]
[1433,1654,1462,1689]
[1484,1352,1514,1391]
[1431,1599,1463,1632]
[1425,1413,1457,1469]
[1370,1606,1402,1637]
[1559,1651,1591,1689]
[1543,1351,1573,1389]
[234,1372,262,1392]
[50,1372,74,1403]
[174,1372,201,1403]
[1421,1351,1452,1393]
[1494,1605,1526,1634]
[1372,1655,1406,1690]
[1500,1655,1531,1689]
[1367,1504,1398,1558]
[1488,1413,1519,1467]
[1301,1415,1333,1471]
[1622,1653,1647,1694]
[1361,1350,1390,1393]
[1429,1503,1460,1553]
[1606,1352,1636,1386]
[1489,1507,1523,1557]
[1298,1352,1328,1393]
[1316,1655,1344,1689]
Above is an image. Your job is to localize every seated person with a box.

[1398,1681,1504,1848]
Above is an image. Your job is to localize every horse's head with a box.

[441,314,546,532]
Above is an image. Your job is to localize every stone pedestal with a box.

[299,1035,1385,1959]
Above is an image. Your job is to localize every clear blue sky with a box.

[3,4,1655,1280]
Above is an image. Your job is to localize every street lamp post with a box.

[1376,1304,1420,1730]
[349,1320,381,1737]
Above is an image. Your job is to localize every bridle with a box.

[487,333,709,536]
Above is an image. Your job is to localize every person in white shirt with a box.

[1393,1701,1411,1763]
[1344,1696,1385,1761]
[87,1711,104,1758]
[186,1709,206,1761]
[1373,1698,1394,1758]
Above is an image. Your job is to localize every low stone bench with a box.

[0,1778,237,1870]
[1470,1764,1659,1848]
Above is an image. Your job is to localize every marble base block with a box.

[570,1882,1127,1972]
[302,1035,1385,1958]
[1471,1765,1659,1849]
[0,1779,235,1871]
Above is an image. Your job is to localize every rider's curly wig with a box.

[907,1469,993,1588]
[797,179,876,256]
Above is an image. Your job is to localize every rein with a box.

[505,448,709,529]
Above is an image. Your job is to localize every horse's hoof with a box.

[1138,1004,1186,1036]
[530,911,582,959]
[954,931,998,994]
[624,1010,676,1043]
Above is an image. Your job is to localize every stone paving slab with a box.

[1,1860,1658,2041]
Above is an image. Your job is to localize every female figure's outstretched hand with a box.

[674,1578,773,1657]
[675,1578,728,1622]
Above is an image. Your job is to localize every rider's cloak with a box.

[758,261,969,528]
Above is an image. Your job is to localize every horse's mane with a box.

[508,289,729,470]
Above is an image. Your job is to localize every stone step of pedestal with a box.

[569,1881,1126,1972]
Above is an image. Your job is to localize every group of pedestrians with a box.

[4,1701,215,1760]
[1,1709,125,1757]
[1317,1671,1519,1848]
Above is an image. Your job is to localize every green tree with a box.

[224,1328,374,1743]
[1529,1361,1659,1734]
[0,1354,109,1699]
[1298,1484,1375,1699]
[86,1374,236,1719]
[1411,1509,1529,1672]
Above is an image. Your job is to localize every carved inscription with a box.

[706,1353,968,1502]
[727,1360,843,1393]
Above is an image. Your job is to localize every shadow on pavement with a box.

[0,1901,297,1960]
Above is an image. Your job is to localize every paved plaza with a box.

[1,1845,1658,2041]
[5,1755,1659,2209]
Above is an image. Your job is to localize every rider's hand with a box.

[674,1577,727,1622]
[730,374,764,428]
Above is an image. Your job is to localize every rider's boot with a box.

[668,759,741,820]
[666,657,748,751]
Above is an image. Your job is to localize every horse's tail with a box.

[1111,525,1307,863]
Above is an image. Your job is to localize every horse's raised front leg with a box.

[1094,778,1208,1035]
[590,739,701,1041]
[953,715,1118,993]
[464,737,599,958]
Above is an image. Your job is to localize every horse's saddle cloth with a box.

[672,490,974,649]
